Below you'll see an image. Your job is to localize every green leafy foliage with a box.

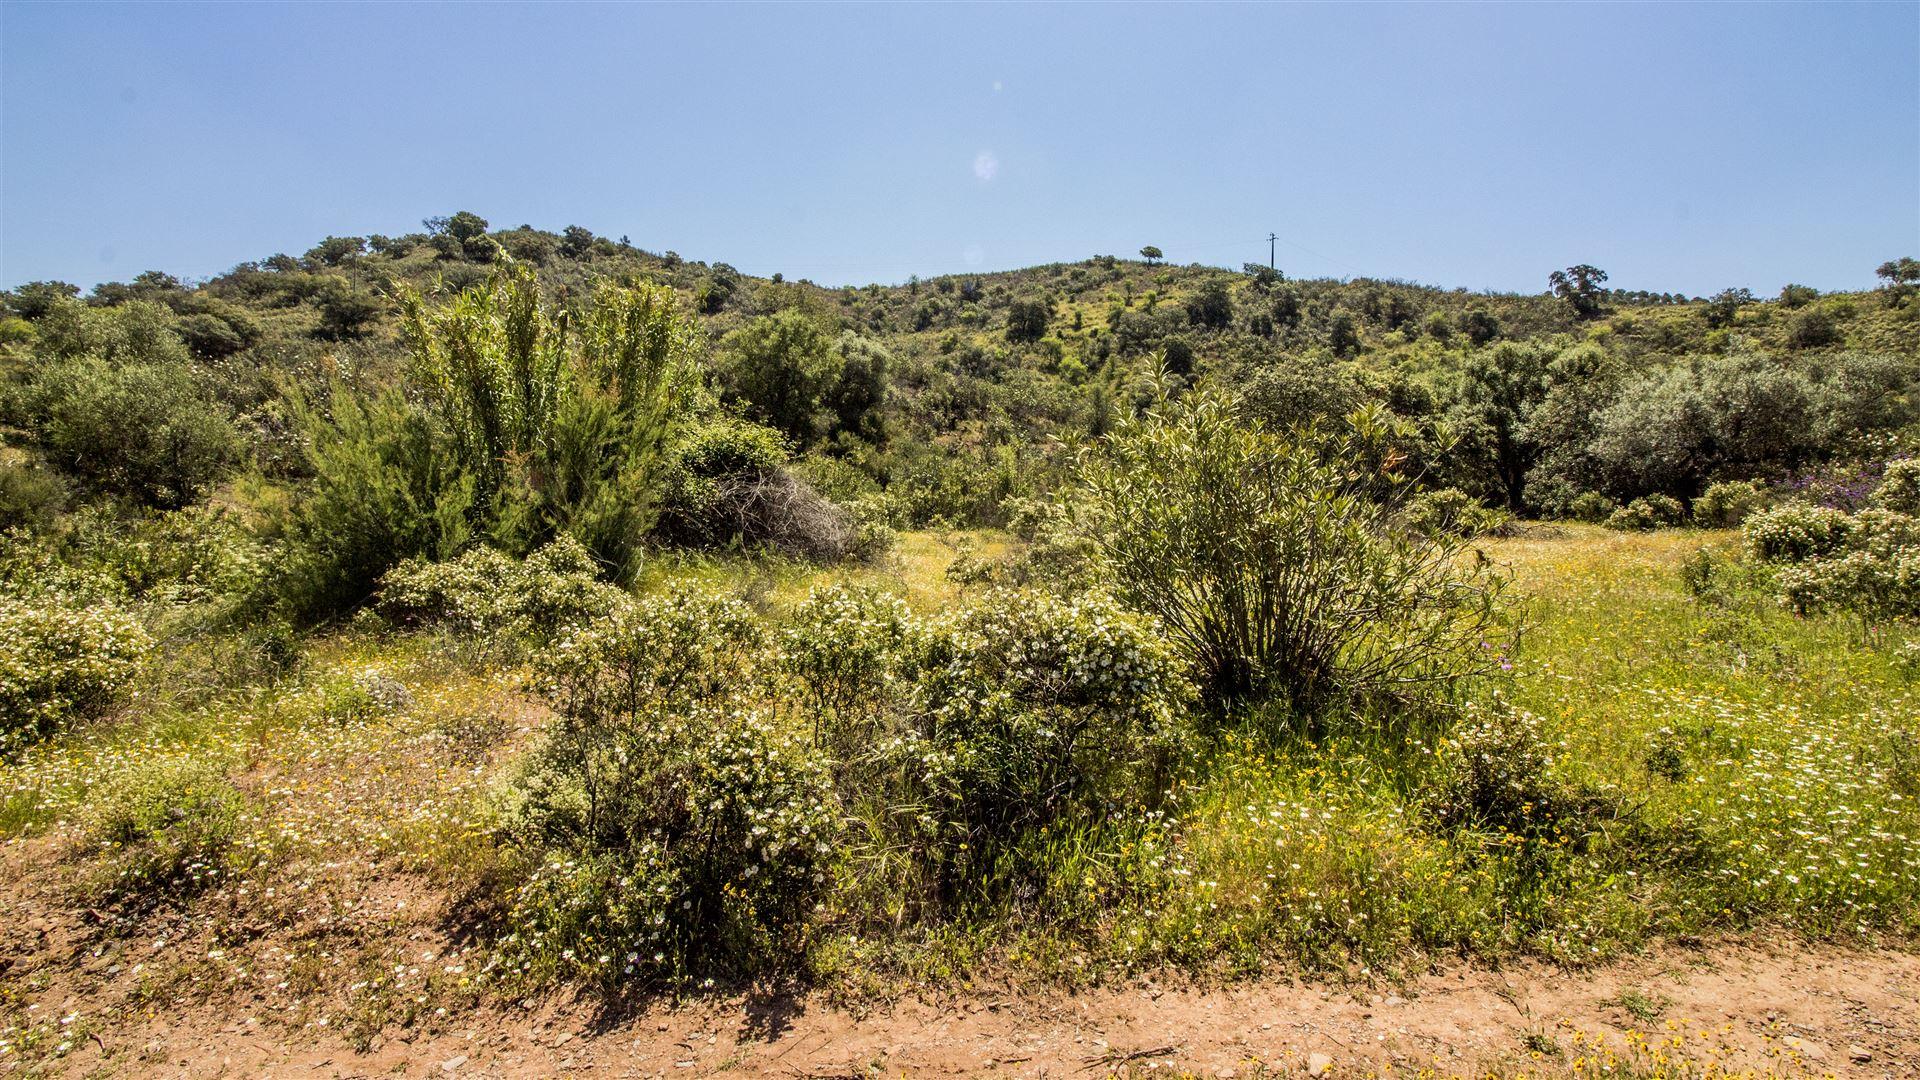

[1073,391,1511,714]
[498,591,835,986]
[875,588,1184,911]
[1606,494,1685,531]
[21,358,242,509]
[1693,480,1767,528]
[399,260,691,577]
[275,388,476,623]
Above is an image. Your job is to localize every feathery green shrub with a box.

[1073,391,1511,714]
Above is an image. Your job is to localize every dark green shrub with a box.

[26,359,241,509]
[275,389,476,623]
[1401,487,1512,538]
[1566,491,1618,524]
[0,461,67,532]
[1786,307,1840,349]
[1693,480,1767,528]
[1606,494,1684,531]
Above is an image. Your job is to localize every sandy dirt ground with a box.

[15,939,1914,1078]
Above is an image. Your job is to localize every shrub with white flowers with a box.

[1743,503,1853,563]
[1747,501,1920,623]
[878,588,1185,908]
[778,584,912,755]
[377,535,626,644]
[496,589,834,986]
[0,590,149,749]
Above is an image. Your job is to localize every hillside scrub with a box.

[0,230,1915,1049]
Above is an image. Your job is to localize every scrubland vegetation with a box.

[0,220,1916,1070]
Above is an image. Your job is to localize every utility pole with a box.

[1267,232,1277,270]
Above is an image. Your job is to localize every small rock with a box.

[1384,996,1407,1007]
[1215,1068,1237,1079]
[1849,1045,1872,1063]
[1308,1052,1335,1077]
[1782,1036,1827,1062]
[440,1055,467,1073]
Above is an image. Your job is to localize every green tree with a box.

[1327,311,1361,356]
[305,236,366,266]
[5,281,81,320]
[720,310,843,445]
[1185,279,1233,330]
[313,277,383,340]
[1006,296,1051,343]
[425,211,493,261]
[1702,287,1754,329]
[1448,341,1556,511]
[827,331,891,442]
[559,225,596,259]
[1547,264,1609,319]
[1876,257,1920,305]
[1139,245,1163,266]
[27,358,241,509]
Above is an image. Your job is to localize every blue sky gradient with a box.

[2,1,1915,295]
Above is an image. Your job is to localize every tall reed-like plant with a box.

[398,260,695,577]
[278,262,699,621]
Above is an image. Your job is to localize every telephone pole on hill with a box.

[1268,232,1277,270]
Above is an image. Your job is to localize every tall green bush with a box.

[398,259,693,576]
[1073,391,1511,715]
[25,358,241,509]
[276,389,475,622]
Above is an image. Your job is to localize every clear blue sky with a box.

[3,2,1915,296]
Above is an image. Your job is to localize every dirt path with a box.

[38,942,1914,1078]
